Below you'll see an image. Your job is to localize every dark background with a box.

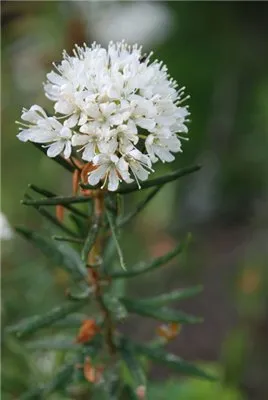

[2,2,268,399]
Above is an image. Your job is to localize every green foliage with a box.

[106,207,127,271]
[28,184,88,218]
[133,344,216,381]
[5,161,214,398]
[81,215,101,264]
[6,300,87,338]
[108,236,190,279]
[120,297,202,324]
[133,286,203,307]
[15,227,87,280]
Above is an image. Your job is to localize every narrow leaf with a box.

[120,298,202,324]
[109,236,190,279]
[28,183,88,218]
[66,286,93,301]
[22,195,92,207]
[29,185,88,219]
[32,142,75,172]
[119,338,146,389]
[134,286,203,307]
[42,362,74,394]
[6,300,87,338]
[116,165,201,194]
[16,227,87,280]
[133,343,216,381]
[24,194,78,237]
[52,235,84,244]
[117,186,162,228]
[81,215,101,264]
[26,337,79,351]
[20,361,74,399]
[103,294,128,320]
[106,208,126,270]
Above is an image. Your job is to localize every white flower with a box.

[88,154,133,191]
[17,41,190,190]
[145,134,182,163]
[125,149,153,188]
[17,105,72,158]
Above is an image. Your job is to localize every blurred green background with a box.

[1,1,268,399]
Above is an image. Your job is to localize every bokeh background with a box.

[2,1,268,399]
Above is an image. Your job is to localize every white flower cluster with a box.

[17,41,189,191]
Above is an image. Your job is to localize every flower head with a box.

[17,41,190,191]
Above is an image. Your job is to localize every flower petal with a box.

[108,168,119,191]
[82,142,95,161]
[88,165,108,186]
[47,141,65,158]
[63,141,72,159]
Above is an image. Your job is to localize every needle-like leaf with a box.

[20,361,75,399]
[106,208,126,271]
[15,227,87,280]
[119,338,146,390]
[28,184,88,218]
[22,195,92,207]
[52,235,84,244]
[133,342,217,381]
[24,194,78,237]
[116,165,201,194]
[120,298,202,324]
[133,286,203,307]
[109,235,190,279]
[6,300,87,338]
[81,215,101,264]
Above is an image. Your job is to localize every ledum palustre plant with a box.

[8,41,215,398]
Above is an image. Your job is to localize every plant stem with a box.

[88,192,116,355]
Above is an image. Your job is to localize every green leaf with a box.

[117,186,162,228]
[120,298,202,324]
[119,338,146,389]
[15,227,87,280]
[81,215,101,264]
[116,165,201,194]
[133,343,216,381]
[6,300,87,338]
[26,334,101,352]
[103,294,128,320]
[22,195,92,207]
[109,236,190,279]
[26,337,79,351]
[32,142,75,173]
[53,313,88,328]
[106,208,126,271]
[24,194,78,238]
[66,286,93,301]
[29,184,88,218]
[52,235,84,244]
[134,286,203,307]
[102,236,117,274]
[20,361,74,399]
